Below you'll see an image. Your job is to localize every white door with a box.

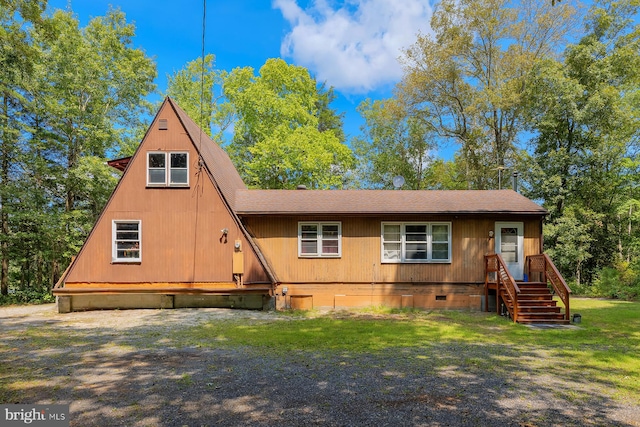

[495,222,524,280]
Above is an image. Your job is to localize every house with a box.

[54,98,571,324]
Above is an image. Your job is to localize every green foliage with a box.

[166,54,231,140]
[352,98,435,189]
[222,58,353,189]
[0,4,156,300]
[422,156,476,190]
[395,0,577,189]
[0,287,54,305]
[523,0,640,285]
[543,208,594,285]
[590,262,640,300]
[315,82,346,144]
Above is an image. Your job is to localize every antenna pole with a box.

[199,0,206,135]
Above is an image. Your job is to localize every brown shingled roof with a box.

[235,189,547,215]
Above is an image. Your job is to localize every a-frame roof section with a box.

[165,98,276,283]
[167,97,247,209]
[60,97,276,286]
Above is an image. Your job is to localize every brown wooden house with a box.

[54,98,571,324]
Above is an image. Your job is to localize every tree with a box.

[21,7,156,289]
[0,4,156,300]
[523,0,640,285]
[315,82,346,144]
[422,156,473,190]
[166,54,232,140]
[0,0,48,295]
[222,58,352,189]
[396,0,578,189]
[353,98,435,189]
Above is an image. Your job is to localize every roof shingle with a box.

[235,189,547,215]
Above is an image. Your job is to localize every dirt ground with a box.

[1,304,638,427]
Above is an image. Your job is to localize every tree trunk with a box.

[1,94,9,296]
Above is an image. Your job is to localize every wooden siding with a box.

[279,283,484,310]
[65,102,269,285]
[244,215,542,285]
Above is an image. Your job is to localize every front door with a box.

[495,222,524,280]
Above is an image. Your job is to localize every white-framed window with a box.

[381,222,451,263]
[298,222,341,257]
[147,152,189,186]
[112,220,141,263]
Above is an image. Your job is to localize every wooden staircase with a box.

[502,281,568,324]
[485,254,572,325]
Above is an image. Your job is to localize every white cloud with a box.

[273,0,433,94]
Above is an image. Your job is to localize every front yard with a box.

[0,298,638,426]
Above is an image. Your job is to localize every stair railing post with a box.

[496,259,501,314]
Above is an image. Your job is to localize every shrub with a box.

[592,262,640,300]
[0,286,55,306]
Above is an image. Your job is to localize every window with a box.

[381,222,451,263]
[148,153,166,184]
[499,227,518,262]
[113,220,141,262]
[170,153,188,184]
[298,222,341,257]
[147,152,189,186]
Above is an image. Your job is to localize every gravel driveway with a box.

[0,304,638,427]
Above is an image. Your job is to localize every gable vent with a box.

[158,119,168,130]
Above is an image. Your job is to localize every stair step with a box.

[492,275,569,324]
[518,300,557,307]
[518,306,562,313]
[518,294,553,300]
[517,318,571,325]
[516,281,547,286]
[517,312,566,320]
[516,286,551,293]
[501,296,555,305]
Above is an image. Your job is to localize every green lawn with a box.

[1,298,638,412]
[178,298,640,403]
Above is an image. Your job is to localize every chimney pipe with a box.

[512,172,519,193]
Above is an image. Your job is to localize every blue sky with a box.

[46,0,434,142]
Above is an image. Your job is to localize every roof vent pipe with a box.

[296,185,307,190]
[512,172,519,193]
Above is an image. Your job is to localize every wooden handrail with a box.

[485,254,520,322]
[526,254,572,321]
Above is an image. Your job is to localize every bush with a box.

[0,287,55,306]
[568,279,591,297]
[592,262,640,301]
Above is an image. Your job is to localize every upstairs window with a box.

[298,222,341,257]
[113,220,141,263]
[382,222,451,263]
[148,153,166,184]
[170,153,188,184]
[147,152,189,186]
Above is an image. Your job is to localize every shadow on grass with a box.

[0,305,638,426]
